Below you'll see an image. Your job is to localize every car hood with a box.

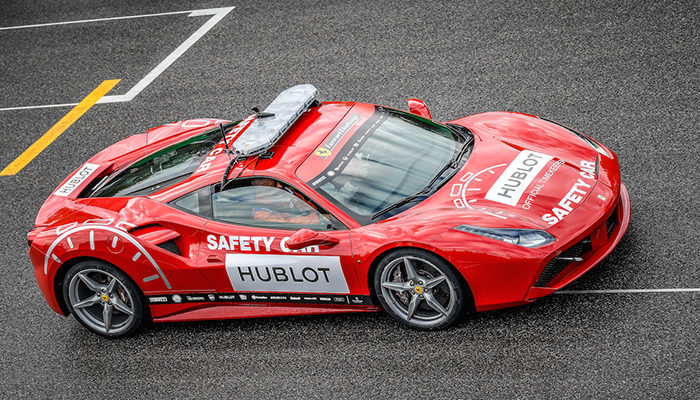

[398,112,602,230]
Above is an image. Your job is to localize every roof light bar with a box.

[233,84,318,157]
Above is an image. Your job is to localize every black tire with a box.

[63,260,148,338]
[374,249,466,330]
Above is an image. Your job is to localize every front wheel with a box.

[63,260,148,338]
[374,249,466,330]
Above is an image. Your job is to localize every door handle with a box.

[207,255,224,263]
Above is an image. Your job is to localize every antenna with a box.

[219,123,233,159]
[252,106,275,119]
[219,123,237,192]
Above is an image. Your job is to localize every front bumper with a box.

[525,182,631,299]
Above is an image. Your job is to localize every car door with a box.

[195,178,368,307]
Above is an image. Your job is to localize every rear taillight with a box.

[27,227,45,247]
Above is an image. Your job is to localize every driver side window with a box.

[211,178,339,230]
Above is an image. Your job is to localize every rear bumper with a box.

[29,244,67,315]
[525,182,631,299]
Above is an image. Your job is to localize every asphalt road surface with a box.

[1,0,698,398]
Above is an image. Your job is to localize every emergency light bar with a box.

[233,84,318,157]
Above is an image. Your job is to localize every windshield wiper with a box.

[446,123,473,140]
[424,136,473,190]
[371,136,474,220]
[371,186,432,220]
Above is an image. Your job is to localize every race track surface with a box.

[1,1,698,398]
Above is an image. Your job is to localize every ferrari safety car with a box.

[28,84,630,337]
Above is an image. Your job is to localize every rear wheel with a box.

[374,249,465,330]
[63,260,147,338]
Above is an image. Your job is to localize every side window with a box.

[173,191,200,213]
[171,186,212,216]
[211,178,342,230]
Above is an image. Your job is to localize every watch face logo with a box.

[484,150,554,207]
[172,294,182,303]
[315,148,331,158]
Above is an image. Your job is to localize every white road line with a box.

[0,10,194,31]
[0,102,81,111]
[0,7,234,111]
[556,288,700,294]
[98,7,234,104]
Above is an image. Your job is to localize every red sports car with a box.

[28,84,630,337]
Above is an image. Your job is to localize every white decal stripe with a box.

[56,222,78,235]
[459,164,507,210]
[143,275,160,282]
[483,211,507,220]
[44,226,171,289]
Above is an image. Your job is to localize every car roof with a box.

[149,101,358,203]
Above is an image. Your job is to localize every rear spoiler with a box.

[52,163,103,198]
[34,162,114,227]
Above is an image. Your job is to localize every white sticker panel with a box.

[225,254,349,293]
[485,150,554,206]
[53,163,100,197]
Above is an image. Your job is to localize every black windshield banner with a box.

[307,105,389,188]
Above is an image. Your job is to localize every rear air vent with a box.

[157,240,181,256]
[129,224,181,256]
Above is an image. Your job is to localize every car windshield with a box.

[91,129,222,198]
[304,108,466,225]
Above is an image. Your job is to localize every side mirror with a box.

[286,228,340,250]
[407,98,432,119]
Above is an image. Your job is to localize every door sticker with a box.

[225,254,349,293]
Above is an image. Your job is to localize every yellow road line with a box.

[0,79,120,176]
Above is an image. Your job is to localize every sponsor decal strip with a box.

[308,106,389,188]
[148,292,372,305]
[315,113,363,159]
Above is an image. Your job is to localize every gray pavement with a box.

[1,0,698,398]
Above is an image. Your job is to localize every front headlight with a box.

[453,225,555,248]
